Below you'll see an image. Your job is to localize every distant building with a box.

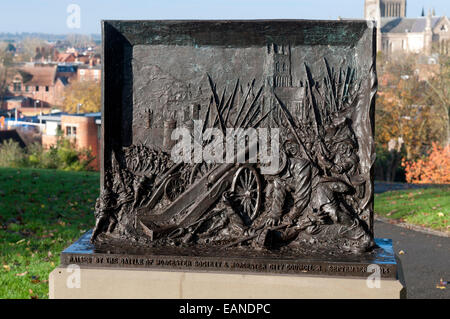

[32,46,57,63]
[6,65,68,108]
[364,0,450,55]
[54,52,76,63]
[76,53,101,66]
[3,64,75,113]
[39,112,101,170]
[55,64,78,86]
[77,64,101,82]
[1,96,33,110]
[365,0,407,19]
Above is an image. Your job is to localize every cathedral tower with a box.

[380,0,406,17]
[364,0,382,53]
[265,43,292,88]
[365,0,381,20]
[424,9,433,55]
[365,0,406,19]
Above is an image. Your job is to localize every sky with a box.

[0,0,448,35]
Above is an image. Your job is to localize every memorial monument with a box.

[50,20,405,298]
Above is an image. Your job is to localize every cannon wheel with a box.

[189,162,215,184]
[164,175,185,202]
[231,165,262,222]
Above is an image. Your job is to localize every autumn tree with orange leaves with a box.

[402,143,450,184]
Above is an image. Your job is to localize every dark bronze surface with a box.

[89,19,379,267]
[62,230,397,278]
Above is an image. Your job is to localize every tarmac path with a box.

[375,220,449,299]
[374,182,449,299]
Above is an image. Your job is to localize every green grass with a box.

[0,167,99,299]
[375,186,450,233]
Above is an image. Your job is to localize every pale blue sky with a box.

[0,0,448,34]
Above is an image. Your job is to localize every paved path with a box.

[374,182,449,298]
[375,220,449,299]
[374,181,441,194]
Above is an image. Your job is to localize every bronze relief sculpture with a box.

[62,20,397,278]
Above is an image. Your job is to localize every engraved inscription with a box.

[64,253,393,278]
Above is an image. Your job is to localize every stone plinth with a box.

[49,267,405,299]
[49,231,406,299]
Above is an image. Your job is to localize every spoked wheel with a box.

[164,175,185,202]
[189,161,215,184]
[231,165,262,223]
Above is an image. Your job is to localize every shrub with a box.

[56,138,80,169]
[41,145,59,169]
[402,142,450,184]
[0,137,95,171]
[76,147,96,171]
[374,144,406,182]
[54,138,95,171]
[0,140,26,168]
[27,142,45,168]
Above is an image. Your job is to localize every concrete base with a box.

[49,267,406,299]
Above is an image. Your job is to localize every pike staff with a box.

[273,92,316,167]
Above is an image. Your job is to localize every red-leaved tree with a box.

[402,142,450,184]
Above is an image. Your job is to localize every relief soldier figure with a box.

[265,137,314,227]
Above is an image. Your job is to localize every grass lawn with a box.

[375,186,450,233]
[0,167,99,299]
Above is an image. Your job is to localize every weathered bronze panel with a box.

[88,20,380,269]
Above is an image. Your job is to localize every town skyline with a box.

[0,0,448,35]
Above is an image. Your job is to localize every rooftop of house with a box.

[69,112,101,118]
[37,112,68,122]
[56,77,70,86]
[380,16,443,33]
[2,96,30,102]
[38,112,101,122]
[16,66,57,86]
[55,53,76,63]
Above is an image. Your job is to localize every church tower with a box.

[263,43,304,127]
[364,0,382,52]
[265,43,292,88]
[424,9,433,55]
[365,0,381,20]
[379,0,406,17]
[365,0,406,19]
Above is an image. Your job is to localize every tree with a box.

[376,52,447,161]
[0,41,15,108]
[61,81,101,113]
[65,34,94,48]
[16,37,47,62]
[402,142,450,184]
[423,55,450,145]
